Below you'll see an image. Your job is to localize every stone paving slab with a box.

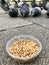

[0,15,32,30]
[0,24,49,65]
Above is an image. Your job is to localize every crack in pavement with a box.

[31,22,49,30]
[0,23,33,32]
[0,19,49,32]
[23,18,49,31]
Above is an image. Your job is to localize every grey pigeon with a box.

[0,0,9,11]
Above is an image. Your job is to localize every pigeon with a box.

[9,8,18,17]
[17,2,23,8]
[20,4,29,17]
[0,0,9,11]
[42,2,47,10]
[46,3,49,10]
[31,7,41,17]
[14,0,18,8]
[31,0,38,8]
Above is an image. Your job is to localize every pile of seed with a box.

[9,39,39,57]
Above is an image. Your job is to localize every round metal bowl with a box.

[6,35,42,63]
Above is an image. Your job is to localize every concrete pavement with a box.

[0,9,49,65]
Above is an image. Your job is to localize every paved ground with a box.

[0,9,49,65]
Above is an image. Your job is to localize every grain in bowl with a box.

[8,39,39,57]
[6,35,42,63]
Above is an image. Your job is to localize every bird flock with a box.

[0,0,49,17]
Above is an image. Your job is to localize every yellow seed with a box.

[9,39,39,57]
